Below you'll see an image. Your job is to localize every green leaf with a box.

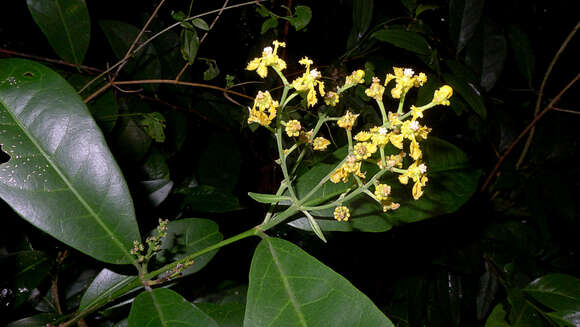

[245,238,395,326]
[524,274,580,312]
[547,310,580,327]
[261,17,278,34]
[182,185,241,213]
[0,59,140,264]
[373,29,432,55]
[485,304,511,327]
[288,5,312,31]
[507,25,535,86]
[79,269,139,311]
[466,19,507,91]
[139,112,166,143]
[140,179,173,207]
[399,0,417,12]
[88,90,118,134]
[6,314,59,327]
[115,118,152,163]
[507,290,543,327]
[256,5,271,18]
[181,28,200,64]
[0,251,52,308]
[156,218,223,276]
[204,60,220,81]
[449,0,485,53]
[444,60,487,119]
[353,0,374,36]
[196,302,246,327]
[415,4,439,17]
[128,288,219,327]
[248,192,291,204]
[191,18,210,31]
[26,0,90,65]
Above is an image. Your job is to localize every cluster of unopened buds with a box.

[246,41,453,225]
[130,218,169,263]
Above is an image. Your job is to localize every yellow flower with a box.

[410,105,424,120]
[330,155,365,183]
[388,111,402,127]
[398,161,428,200]
[337,111,359,131]
[354,131,372,142]
[381,200,400,212]
[432,85,453,106]
[400,120,431,160]
[374,183,391,201]
[365,77,385,101]
[298,129,313,144]
[324,91,340,106]
[333,206,350,222]
[285,120,301,137]
[248,90,278,126]
[384,67,427,99]
[369,126,390,147]
[312,137,330,151]
[344,69,365,87]
[354,142,377,161]
[388,132,404,149]
[291,57,325,107]
[246,40,287,78]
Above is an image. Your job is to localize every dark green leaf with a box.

[245,238,395,326]
[78,269,138,312]
[156,218,223,276]
[115,118,152,163]
[547,310,580,327]
[141,147,169,180]
[248,192,291,204]
[467,19,507,91]
[181,28,200,64]
[485,304,511,327]
[0,59,140,264]
[197,133,240,191]
[128,288,219,327]
[399,0,417,12]
[352,0,373,39]
[476,266,499,320]
[288,5,312,31]
[192,18,210,31]
[182,185,241,213]
[204,60,220,81]
[172,11,186,22]
[373,29,432,55]
[415,4,439,17]
[449,0,485,53]
[139,112,166,143]
[507,25,535,86]
[261,17,278,34]
[6,313,59,327]
[256,5,271,18]
[88,90,118,134]
[0,251,52,308]
[99,20,161,84]
[140,179,173,207]
[524,274,580,312]
[444,60,487,119]
[196,302,246,327]
[26,0,90,65]
[507,290,543,327]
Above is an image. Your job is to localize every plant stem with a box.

[376,99,388,124]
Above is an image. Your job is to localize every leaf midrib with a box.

[266,239,308,326]
[54,0,79,64]
[0,92,133,264]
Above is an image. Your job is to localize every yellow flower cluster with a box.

[365,77,385,101]
[344,70,365,87]
[313,137,331,151]
[248,91,278,126]
[398,161,428,200]
[285,120,301,137]
[333,206,350,222]
[432,85,453,106]
[291,57,325,107]
[246,40,286,78]
[337,111,359,131]
[330,155,365,183]
[373,183,400,212]
[384,67,427,99]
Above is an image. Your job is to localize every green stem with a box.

[296,156,349,206]
[275,129,298,201]
[397,94,406,115]
[263,183,288,224]
[376,99,388,124]
[346,129,353,153]
[290,148,307,176]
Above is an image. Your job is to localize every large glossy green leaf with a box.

[547,310,580,327]
[181,185,242,213]
[128,288,219,327]
[449,0,485,53]
[0,59,140,264]
[444,60,487,119]
[244,237,395,326]
[289,137,480,232]
[485,304,511,327]
[524,274,580,312]
[373,29,432,55]
[197,302,246,327]
[26,0,90,65]
[155,218,223,276]
[78,268,139,311]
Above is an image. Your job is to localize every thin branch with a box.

[516,21,580,168]
[113,0,168,80]
[79,0,265,94]
[552,107,580,114]
[0,48,103,73]
[480,72,580,192]
[175,0,231,81]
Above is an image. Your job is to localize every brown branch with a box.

[0,48,103,73]
[112,0,168,80]
[552,107,580,114]
[480,72,580,192]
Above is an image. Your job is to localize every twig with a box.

[0,48,103,73]
[112,0,168,81]
[83,79,254,104]
[480,72,580,192]
[552,107,580,114]
[175,0,230,81]
[515,21,580,168]
[51,279,63,315]
[79,0,265,94]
